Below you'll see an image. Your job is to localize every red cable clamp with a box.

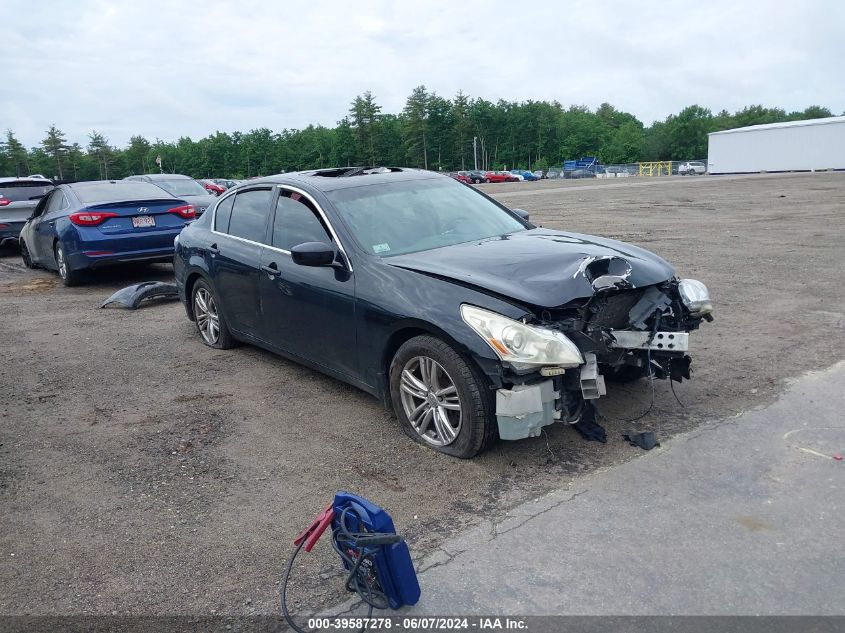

[293,503,335,552]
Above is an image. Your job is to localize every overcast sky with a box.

[4,0,843,147]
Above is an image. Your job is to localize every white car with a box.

[678,161,706,175]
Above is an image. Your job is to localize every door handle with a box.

[207,243,219,255]
[261,263,281,277]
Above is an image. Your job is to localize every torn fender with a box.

[101,281,180,310]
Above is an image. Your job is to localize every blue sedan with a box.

[19,180,195,286]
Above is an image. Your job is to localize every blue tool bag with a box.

[331,491,421,609]
[282,491,420,632]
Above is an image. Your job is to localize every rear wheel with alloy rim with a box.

[389,335,495,458]
[192,279,235,349]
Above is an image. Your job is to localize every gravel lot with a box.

[1,172,843,616]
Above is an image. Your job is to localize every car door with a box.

[33,189,68,265]
[21,194,50,262]
[258,187,357,379]
[210,186,276,337]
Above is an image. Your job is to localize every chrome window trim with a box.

[209,184,353,271]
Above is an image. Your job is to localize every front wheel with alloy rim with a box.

[54,242,82,286]
[389,335,495,458]
[192,279,236,349]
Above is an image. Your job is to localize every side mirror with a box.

[291,241,336,267]
[511,208,530,222]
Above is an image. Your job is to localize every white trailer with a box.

[707,116,845,174]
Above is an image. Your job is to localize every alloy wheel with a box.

[399,355,463,447]
[194,287,220,345]
[56,245,67,279]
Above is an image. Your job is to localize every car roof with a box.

[241,167,443,192]
[131,173,193,180]
[68,180,175,192]
[0,176,54,185]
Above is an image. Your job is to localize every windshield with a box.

[327,177,527,257]
[0,181,54,202]
[154,179,208,197]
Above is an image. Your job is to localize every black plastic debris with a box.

[101,281,180,310]
[573,405,607,443]
[622,430,661,450]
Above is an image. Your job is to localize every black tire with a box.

[191,279,236,349]
[389,335,495,458]
[603,364,648,383]
[20,240,35,269]
[54,242,83,286]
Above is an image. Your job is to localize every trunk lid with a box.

[83,198,191,234]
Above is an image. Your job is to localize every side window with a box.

[214,195,235,233]
[45,191,66,214]
[271,191,331,250]
[227,188,273,243]
[30,194,51,218]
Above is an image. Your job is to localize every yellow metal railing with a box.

[638,161,673,177]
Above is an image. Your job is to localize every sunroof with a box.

[312,166,404,178]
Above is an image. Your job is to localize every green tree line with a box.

[1,88,837,180]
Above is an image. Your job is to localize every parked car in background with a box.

[532,170,545,179]
[546,169,562,179]
[484,171,519,183]
[465,170,486,184]
[0,177,55,246]
[448,172,471,184]
[201,179,226,196]
[678,161,706,175]
[508,171,525,181]
[212,179,240,190]
[566,169,597,179]
[19,180,194,286]
[173,167,712,458]
[511,170,539,181]
[123,174,216,215]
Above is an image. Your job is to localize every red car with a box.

[448,172,472,184]
[200,180,225,196]
[483,171,518,183]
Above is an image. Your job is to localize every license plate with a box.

[132,216,155,228]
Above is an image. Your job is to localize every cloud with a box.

[3,0,843,147]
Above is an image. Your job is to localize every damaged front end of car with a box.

[462,256,713,441]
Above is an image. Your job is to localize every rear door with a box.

[33,189,68,264]
[258,187,357,378]
[210,187,275,337]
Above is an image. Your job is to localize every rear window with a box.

[0,181,54,202]
[73,182,175,204]
[153,179,208,197]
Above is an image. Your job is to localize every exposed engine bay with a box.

[491,263,713,440]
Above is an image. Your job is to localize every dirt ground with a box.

[1,172,844,616]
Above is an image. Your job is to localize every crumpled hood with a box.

[386,229,675,308]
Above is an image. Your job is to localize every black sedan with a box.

[173,167,713,457]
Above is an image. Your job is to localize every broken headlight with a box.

[678,279,713,316]
[460,304,584,369]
